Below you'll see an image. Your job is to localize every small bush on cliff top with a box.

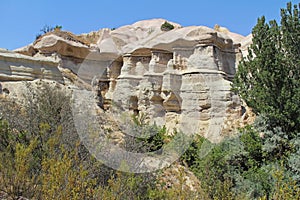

[36,24,62,39]
[161,21,175,31]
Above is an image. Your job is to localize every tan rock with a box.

[108,29,241,141]
[33,34,94,59]
[1,19,252,143]
[0,49,63,83]
[14,43,37,56]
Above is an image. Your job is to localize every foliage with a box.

[180,135,205,167]
[124,114,172,153]
[1,82,81,168]
[36,24,62,39]
[0,127,39,199]
[178,118,300,199]
[1,80,300,199]
[189,137,239,199]
[40,25,62,34]
[0,121,98,199]
[254,116,293,163]
[287,133,300,182]
[161,21,175,31]
[148,167,206,200]
[0,82,105,199]
[180,127,275,199]
[0,117,156,199]
[232,2,300,135]
[96,170,148,200]
[270,164,300,200]
[1,3,300,198]
[0,81,161,199]
[39,125,97,200]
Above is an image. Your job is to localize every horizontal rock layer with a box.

[0,49,63,82]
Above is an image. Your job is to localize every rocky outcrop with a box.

[1,19,253,142]
[108,28,241,141]
[0,49,63,82]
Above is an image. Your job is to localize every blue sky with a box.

[0,0,297,50]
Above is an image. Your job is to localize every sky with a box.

[0,0,298,50]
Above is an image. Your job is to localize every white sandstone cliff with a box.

[1,19,253,142]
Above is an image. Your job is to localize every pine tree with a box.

[233,2,300,135]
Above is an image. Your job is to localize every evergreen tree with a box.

[233,2,300,135]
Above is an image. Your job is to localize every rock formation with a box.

[0,48,63,82]
[0,19,253,142]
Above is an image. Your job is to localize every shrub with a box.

[123,114,171,153]
[95,170,149,200]
[0,128,38,199]
[180,127,277,199]
[0,81,163,199]
[0,81,110,199]
[179,135,205,167]
[161,21,175,31]
[40,126,97,200]
[147,167,206,200]
[270,165,300,199]
[40,25,62,34]
[36,25,62,39]
[0,121,100,199]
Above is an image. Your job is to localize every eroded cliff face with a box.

[0,48,63,82]
[0,19,253,142]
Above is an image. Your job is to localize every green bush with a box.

[270,165,300,199]
[95,169,151,200]
[179,127,275,199]
[161,21,175,31]
[147,167,206,200]
[36,24,62,39]
[0,121,100,199]
[0,81,161,199]
[0,82,108,199]
[123,114,172,153]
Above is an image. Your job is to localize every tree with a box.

[233,2,300,135]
